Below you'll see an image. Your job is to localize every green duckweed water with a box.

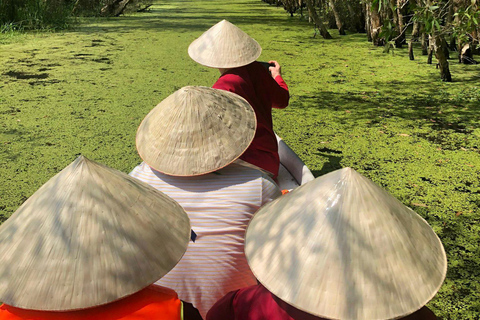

[1,0,479,318]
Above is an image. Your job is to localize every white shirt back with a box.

[129,162,281,318]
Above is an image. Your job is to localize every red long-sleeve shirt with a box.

[206,284,439,320]
[213,61,289,178]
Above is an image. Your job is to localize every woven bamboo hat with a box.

[188,19,262,68]
[136,86,256,176]
[245,167,447,320]
[0,156,191,311]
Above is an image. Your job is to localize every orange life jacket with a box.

[0,285,182,320]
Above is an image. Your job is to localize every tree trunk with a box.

[459,43,477,64]
[306,0,333,39]
[453,0,467,61]
[328,0,345,35]
[421,31,428,55]
[433,34,452,81]
[365,2,372,41]
[101,0,131,16]
[283,0,298,16]
[408,21,419,60]
[441,37,450,59]
[445,0,458,52]
[370,1,383,45]
[395,0,405,47]
[408,42,414,60]
[298,0,305,17]
[427,35,434,64]
[472,28,480,54]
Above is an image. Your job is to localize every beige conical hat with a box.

[136,86,256,176]
[0,156,191,311]
[188,19,262,68]
[245,167,447,320]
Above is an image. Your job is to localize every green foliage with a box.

[411,1,444,34]
[1,0,480,318]
[379,20,394,41]
[453,4,480,44]
[0,0,153,31]
[412,0,479,47]
[0,21,23,33]
[379,20,397,53]
[0,0,72,31]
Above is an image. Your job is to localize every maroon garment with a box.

[206,284,438,320]
[213,61,289,178]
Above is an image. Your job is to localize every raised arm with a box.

[268,60,289,109]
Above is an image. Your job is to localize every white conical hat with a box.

[0,156,191,311]
[188,19,262,68]
[136,86,256,176]
[245,167,447,320]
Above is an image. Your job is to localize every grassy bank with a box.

[1,0,479,318]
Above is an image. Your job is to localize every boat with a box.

[276,134,315,191]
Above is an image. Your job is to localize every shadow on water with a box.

[292,73,480,132]
[309,147,343,177]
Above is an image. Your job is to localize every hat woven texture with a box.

[188,19,262,68]
[0,156,191,311]
[136,86,256,176]
[245,167,447,320]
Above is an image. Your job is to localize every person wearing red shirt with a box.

[188,20,289,178]
[206,284,438,320]
[213,61,289,178]
[207,168,447,320]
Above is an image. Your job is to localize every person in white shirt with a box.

[130,86,281,318]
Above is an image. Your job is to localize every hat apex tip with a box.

[73,155,92,167]
[338,167,358,179]
[218,19,232,27]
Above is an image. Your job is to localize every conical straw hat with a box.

[136,86,256,176]
[0,156,191,311]
[245,167,447,320]
[188,19,262,68]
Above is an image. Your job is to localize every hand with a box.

[268,60,282,79]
